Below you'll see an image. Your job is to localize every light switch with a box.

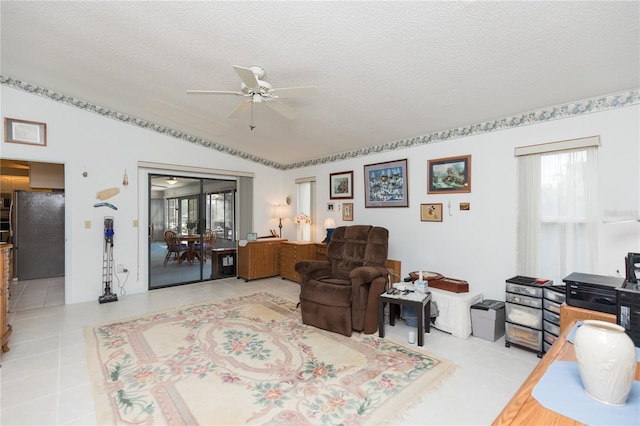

[84,220,91,229]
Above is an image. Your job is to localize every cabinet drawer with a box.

[506,282,543,298]
[543,330,558,346]
[543,309,560,326]
[543,298,561,314]
[506,292,542,309]
[543,340,553,353]
[543,286,566,304]
[543,320,560,336]
[506,322,542,351]
[506,302,542,329]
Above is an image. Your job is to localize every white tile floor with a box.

[0,277,540,425]
[8,277,65,312]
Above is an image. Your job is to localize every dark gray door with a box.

[15,191,65,280]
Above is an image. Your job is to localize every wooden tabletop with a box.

[492,320,640,425]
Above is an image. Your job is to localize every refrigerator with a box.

[12,190,65,280]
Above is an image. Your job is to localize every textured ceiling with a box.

[1,1,638,168]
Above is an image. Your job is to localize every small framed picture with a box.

[327,202,335,212]
[4,117,47,146]
[427,155,471,194]
[330,171,354,199]
[342,203,354,221]
[420,203,443,222]
[247,232,258,241]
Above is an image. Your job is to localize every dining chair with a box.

[163,229,188,267]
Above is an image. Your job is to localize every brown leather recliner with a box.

[294,225,389,336]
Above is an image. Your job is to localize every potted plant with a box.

[186,218,199,235]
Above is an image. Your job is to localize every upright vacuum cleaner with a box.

[99,217,118,304]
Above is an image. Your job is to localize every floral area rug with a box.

[84,292,455,425]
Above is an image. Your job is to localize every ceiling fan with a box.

[187,65,319,121]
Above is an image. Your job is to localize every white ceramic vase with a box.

[573,320,637,406]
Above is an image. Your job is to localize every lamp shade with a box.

[323,218,336,229]
[273,204,287,219]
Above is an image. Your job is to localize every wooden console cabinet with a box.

[1,244,13,360]
[280,241,317,283]
[237,239,286,282]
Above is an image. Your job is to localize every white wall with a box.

[2,86,638,303]
[285,106,640,300]
[1,87,284,303]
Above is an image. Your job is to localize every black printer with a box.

[563,272,625,314]
[617,253,640,347]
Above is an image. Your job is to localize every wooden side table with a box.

[379,290,431,346]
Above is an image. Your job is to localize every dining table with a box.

[179,234,203,264]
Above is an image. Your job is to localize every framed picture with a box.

[327,202,335,212]
[420,203,443,222]
[4,117,47,146]
[427,155,471,194]
[329,171,354,199]
[247,232,258,241]
[364,159,409,208]
[342,202,354,221]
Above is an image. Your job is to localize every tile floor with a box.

[0,277,540,425]
[7,276,65,312]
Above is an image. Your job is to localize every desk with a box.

[379,290,431,346]
[179,235,202,264]
[559,303,616,334]
[492,320,640,425]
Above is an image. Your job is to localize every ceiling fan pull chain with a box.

[249,100,256,132]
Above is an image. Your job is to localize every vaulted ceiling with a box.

[1,1,638,168]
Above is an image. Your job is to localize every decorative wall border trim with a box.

[2,75,637,171]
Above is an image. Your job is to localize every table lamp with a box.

[323,217,336,243]
[273,204,287,238]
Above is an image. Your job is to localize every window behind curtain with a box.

[517,145,598,284]
[295,178,316,241]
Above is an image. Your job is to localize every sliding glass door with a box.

[149,174,237,289]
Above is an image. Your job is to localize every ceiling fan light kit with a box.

[187,65,319,129]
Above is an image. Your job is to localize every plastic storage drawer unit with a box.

[505,276,551,358]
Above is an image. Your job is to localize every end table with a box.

[378,289,431,346]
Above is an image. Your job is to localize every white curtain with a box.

[517,147,598,283]
[296,181,316,241]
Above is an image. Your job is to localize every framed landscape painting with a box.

[330,171,354,199]
[427,155,471,194]
[364,159,408,208]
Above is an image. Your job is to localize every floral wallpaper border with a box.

[2,75,637,170]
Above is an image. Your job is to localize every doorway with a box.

[0,159,66,311]
[149,174,237,289]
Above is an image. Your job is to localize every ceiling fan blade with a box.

[265,100,297,120]
[229,101,251,119]
[270,86,320,98]
[233,65,260,89]
[186,90,244,96]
